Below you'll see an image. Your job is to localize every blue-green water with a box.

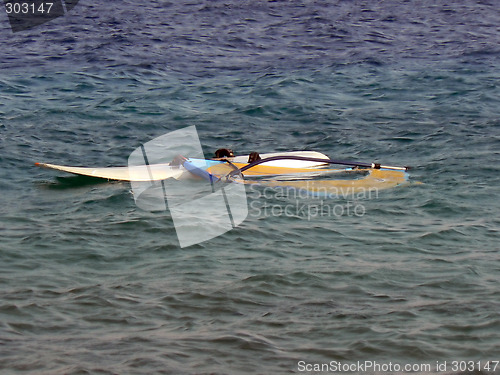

[1,1,499,374]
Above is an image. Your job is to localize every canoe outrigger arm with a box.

[234,155,410,175]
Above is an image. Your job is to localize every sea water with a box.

[0,1,499,374]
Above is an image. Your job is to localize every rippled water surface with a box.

[1,1,499,374]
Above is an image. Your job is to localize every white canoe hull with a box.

[36,151,330,181]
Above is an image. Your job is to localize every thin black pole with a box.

[237,155,410,173]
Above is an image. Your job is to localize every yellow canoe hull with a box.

[240,168,409,195]
[208,162,333,177]
[207,161,409,195]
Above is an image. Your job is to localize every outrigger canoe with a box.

[36,151,410,195]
